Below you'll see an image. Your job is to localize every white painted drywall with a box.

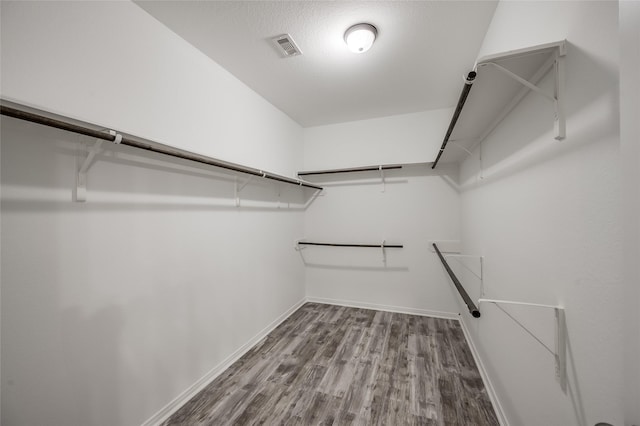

[459,1,623,425]
[0,1,302,178]
[302,108,453,171]
[0,2,307,425]
[302,111,462,316]
[620,1,640,424]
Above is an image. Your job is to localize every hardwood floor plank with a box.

[161,303,498,426]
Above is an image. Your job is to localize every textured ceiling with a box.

[135,1,498,127]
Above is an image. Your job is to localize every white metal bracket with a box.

[379,165,386,193]
[448,141,474,156]
[555,307,567,393]
[276,185,282,209]
[302,187,323,210]
[76,130,122,202]
[479,50,565,140]
[553,54,566,139]
[234,175,254,207]
[478,50,566,140]
[381,240,386,264]
[477,298,567,393]
[468,52,559,155]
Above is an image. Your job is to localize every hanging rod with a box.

[298,164,402,176]
[433,243,481,318]
[0,103,323,191]
[297,241,403,248]
[431,71,476,170]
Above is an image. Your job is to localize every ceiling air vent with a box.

[272,34,302,57]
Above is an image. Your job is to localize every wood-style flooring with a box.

[162,303,498,425]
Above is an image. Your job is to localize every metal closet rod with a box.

[298,241,403,248]
[0,103,323,191]
[431,70,477,170]
[297,164,402,176]
[432,243,481,318]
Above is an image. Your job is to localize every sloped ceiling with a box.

[135,1,498,127]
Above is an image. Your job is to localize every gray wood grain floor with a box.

[161,303,498,425]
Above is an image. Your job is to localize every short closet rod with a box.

[433,243,481,318]
[298,241,403,248]
[432,71,477,170]
[298,165,402,176]
[0,104,323,191]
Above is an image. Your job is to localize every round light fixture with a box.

[344,23,377,54]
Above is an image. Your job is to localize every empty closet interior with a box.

[1,1,638,426]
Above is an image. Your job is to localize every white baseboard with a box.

[306,296,459,320]
[457,316,509,426]
[141,297,307,426]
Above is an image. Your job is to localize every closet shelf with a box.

[0,101,323,192]
[432,40,566,169]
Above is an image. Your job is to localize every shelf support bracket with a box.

[478,298,567,393]
[483,62,555,102]
[480,51,565,140]
[234,175,254,207]
[555,307,567,393]
[302,187,323,209]
[553,54,566,140]
[381,240,386,264]
[76,130,121,202]
[448,140,474,156]
[379,165,386,193]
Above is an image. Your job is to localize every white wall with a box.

[0,1,301,178]
[302,111,463,316]
[303,108,453,170]
[459,1,623,425]
[3,2,634,426]
[620,1,640,424]
[1,2,307,425]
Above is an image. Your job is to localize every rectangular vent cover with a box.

[272,34,302,57]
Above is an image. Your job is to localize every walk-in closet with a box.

[1,1,638,425]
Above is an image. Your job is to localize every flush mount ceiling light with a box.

[344,23,377,54]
